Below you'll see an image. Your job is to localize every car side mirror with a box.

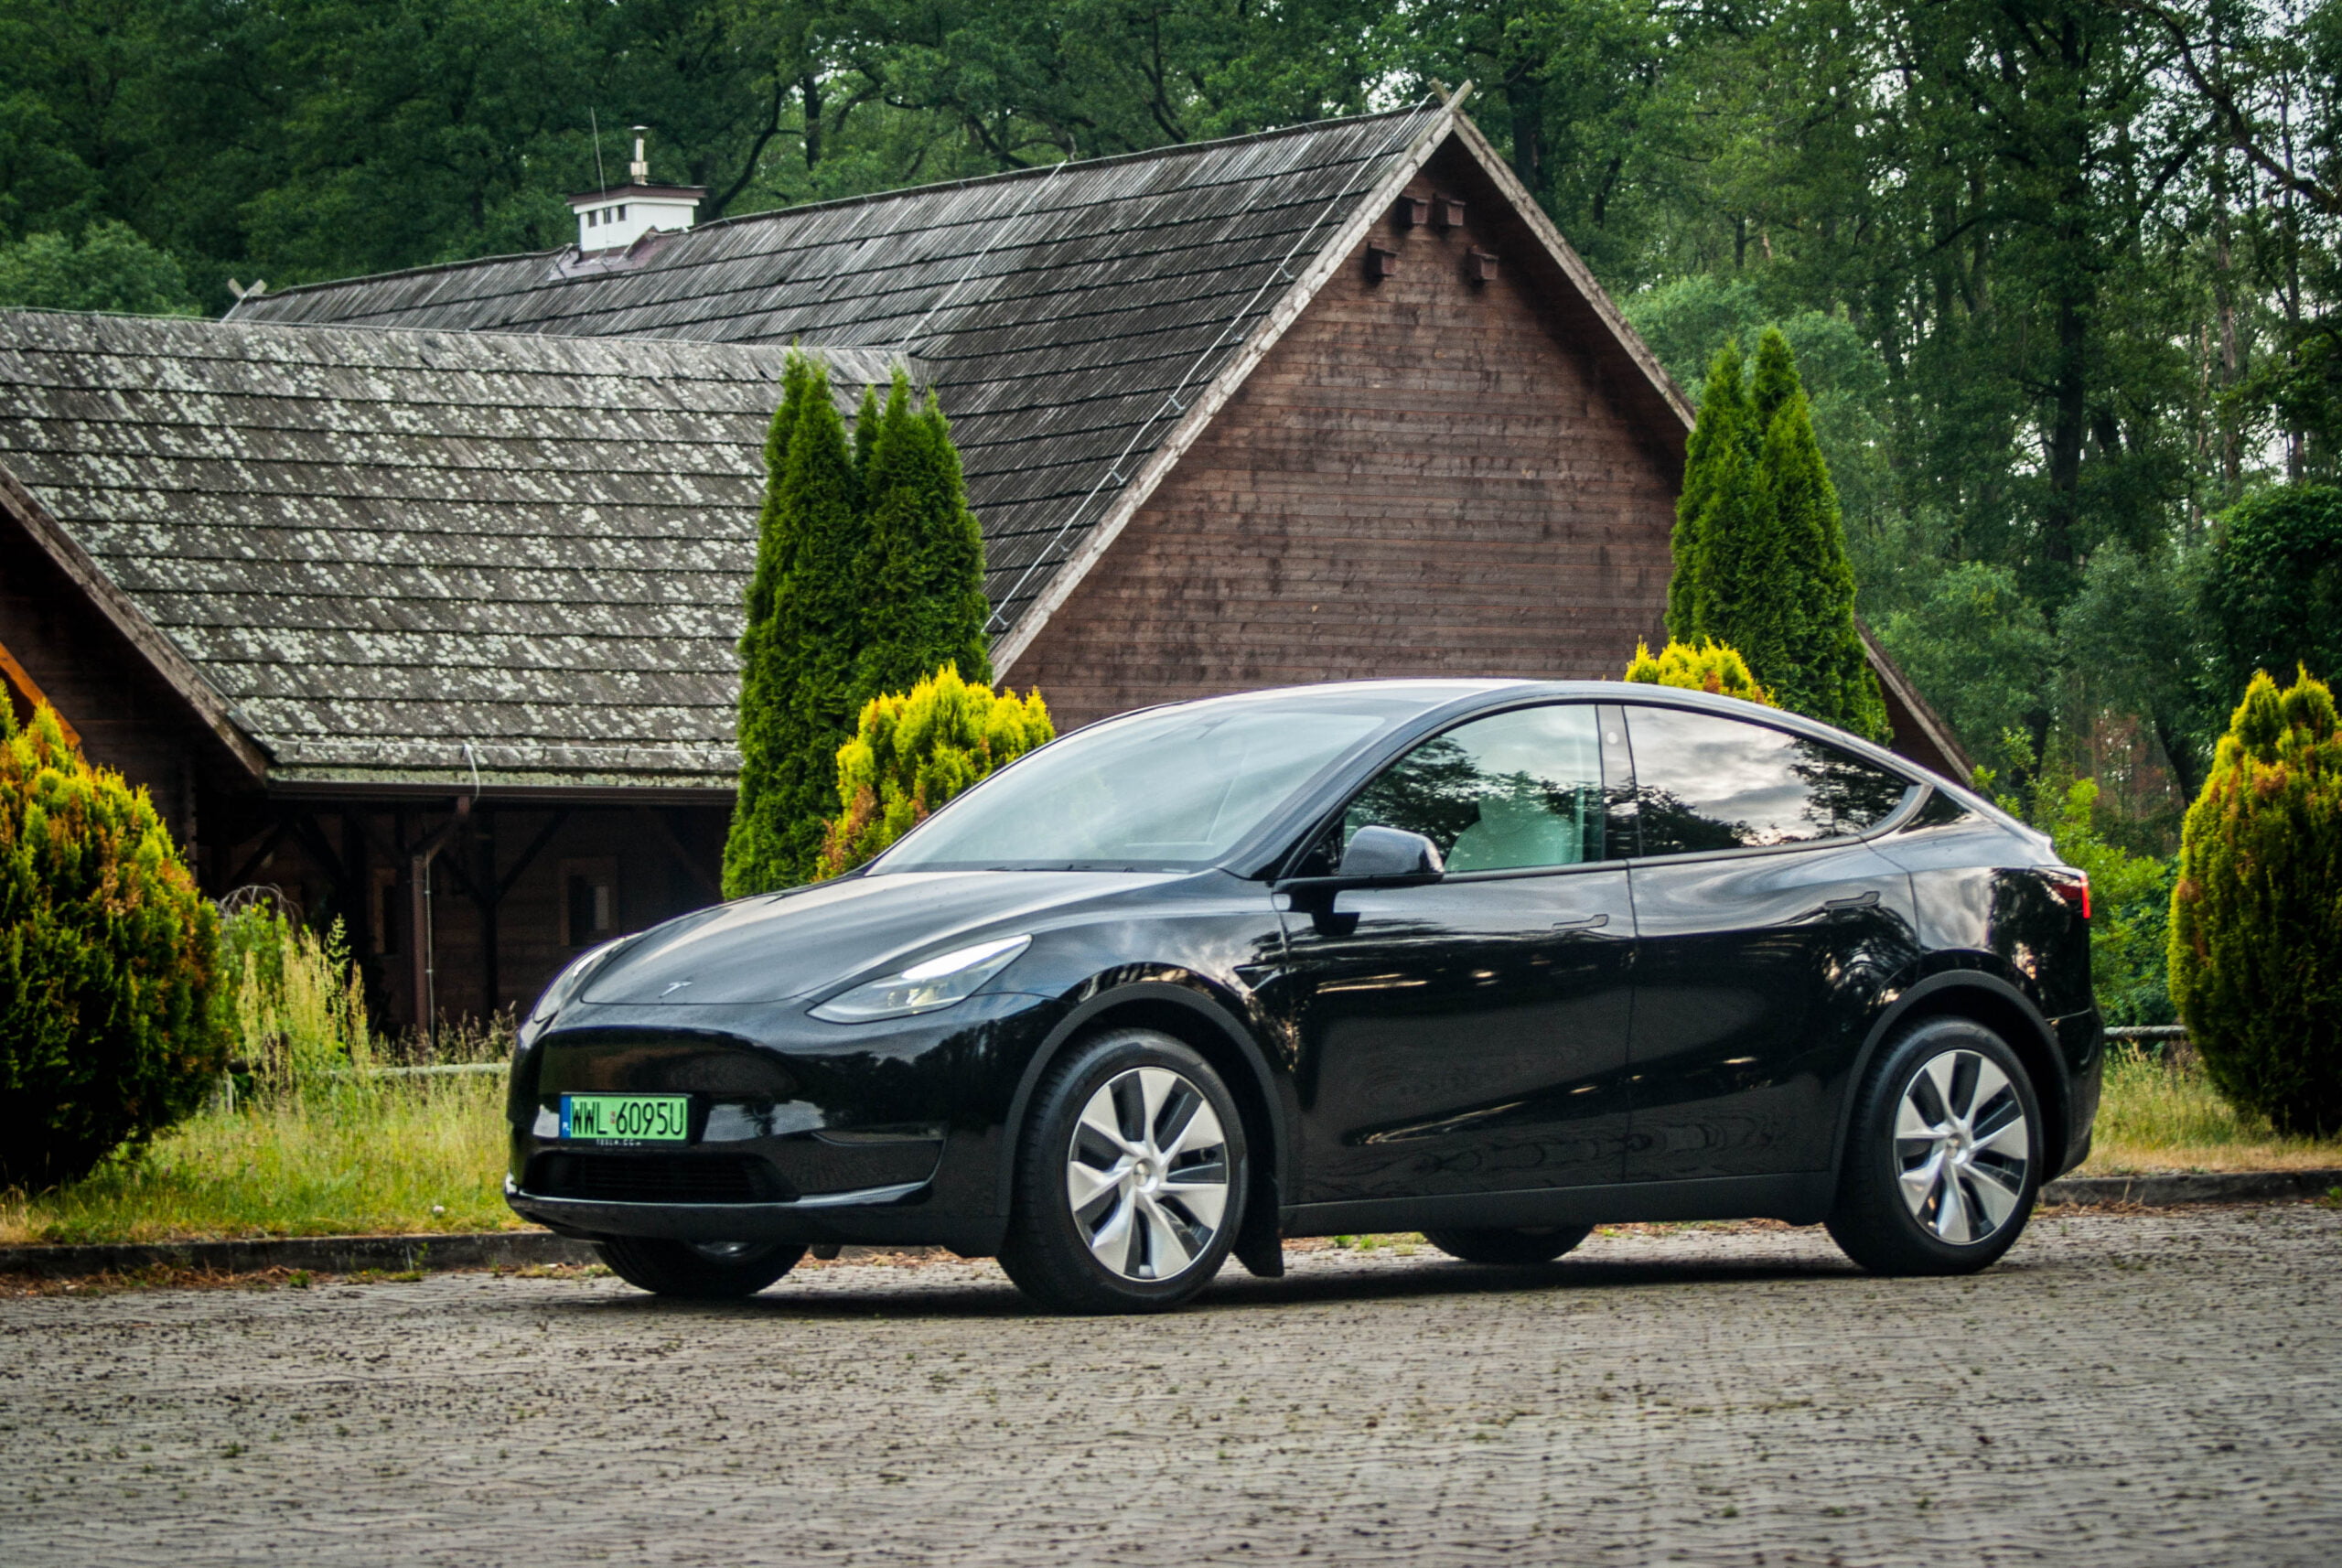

[1338,825,1445,881]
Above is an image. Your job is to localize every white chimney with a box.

[567,126,704,253]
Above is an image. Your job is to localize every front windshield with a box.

[869,694,1410,872]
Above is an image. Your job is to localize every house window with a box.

[561,858,618,948]
[616,205,627,221]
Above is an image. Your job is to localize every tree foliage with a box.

[2203,483,2342,698]
[0,220,198,315]
[0,703,225,1189]
[1666,328,1886,739]
[2169,667,2342,1135]
[852,374,993,710]
[1622,639,1775,707]
[817,665,1053,877]
[725,355,996,895]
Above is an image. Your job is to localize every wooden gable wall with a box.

[1007,143,1682,731]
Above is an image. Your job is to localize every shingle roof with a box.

[229,103,1449,635]
[0,311,919,789]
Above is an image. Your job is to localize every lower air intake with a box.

[528,1152,789,1205]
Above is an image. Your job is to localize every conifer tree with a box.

[1662,329,1887,741]
[721,356,812,899]
[1667,339,1747,641]
[852,372,993,706]
[722,351,866,896]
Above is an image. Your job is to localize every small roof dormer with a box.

[568,128,704,254]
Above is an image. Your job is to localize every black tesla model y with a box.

[506,680,2100,1313]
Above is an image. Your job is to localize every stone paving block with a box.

[1,1205,2337,1565]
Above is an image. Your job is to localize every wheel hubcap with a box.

[1896,1048,2031,1244]
[1066,1066,1231,1281]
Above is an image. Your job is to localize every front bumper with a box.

[502,989,1065,1255]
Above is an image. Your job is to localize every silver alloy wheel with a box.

[1895,1047,2031,1244]
[1065,1065,1231,1281]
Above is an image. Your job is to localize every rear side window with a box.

[1344,704,1605,872]
[1624,706,1912,856]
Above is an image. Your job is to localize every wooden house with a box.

[0,96,1963,1030]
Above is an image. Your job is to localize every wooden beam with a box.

[0,634,81,748]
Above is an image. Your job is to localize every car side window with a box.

[1624,705,1914,856]
[1343,704,1605,872]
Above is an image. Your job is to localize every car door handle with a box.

[1822,890,1881,910]
[1552,912,1610,929]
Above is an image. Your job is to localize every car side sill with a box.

[1285,1172,1834,1238]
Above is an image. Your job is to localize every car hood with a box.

[577,870,1181,1006]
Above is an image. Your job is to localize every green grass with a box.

[0,1074,519,1246]
[2080,1046,2342,1175]
[6,1043,2339,1248]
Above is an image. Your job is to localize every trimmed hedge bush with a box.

[0,704,226,1188]
[1623,639,1778,706]
[2169,668,2342,1135]
[817,666,1054,877]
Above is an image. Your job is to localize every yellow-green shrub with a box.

[0,704,224,1188]
[220,905,374,1093]
[818,665,1053,876]
[1623,639,1778,706]
[2170,668,2342,1135]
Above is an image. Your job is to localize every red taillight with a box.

[2048,869,2090,921]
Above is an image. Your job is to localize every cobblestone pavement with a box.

[2,1204,2337,1567]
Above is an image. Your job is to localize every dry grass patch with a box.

[2080,1045,2342,1174]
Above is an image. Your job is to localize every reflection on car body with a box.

[506,680,2100,1312]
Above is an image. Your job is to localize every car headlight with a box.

[810,935,1033,1024]
[523,937,629,1035]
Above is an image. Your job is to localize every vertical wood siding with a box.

[1012,176,1679,731]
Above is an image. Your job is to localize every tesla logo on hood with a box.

[660,981,693,998]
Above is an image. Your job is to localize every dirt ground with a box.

[3,1204,2337,1565]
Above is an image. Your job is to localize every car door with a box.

[1276,703,1637,1205]
[1619,703,1922,1182]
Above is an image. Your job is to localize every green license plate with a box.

[559,1094,689,1143]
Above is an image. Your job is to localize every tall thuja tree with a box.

[1751,332,1888,740]
[1666,330,1886,740]
[852,371,993,705]
[1667,338,1751,641]
[722,351,865,896]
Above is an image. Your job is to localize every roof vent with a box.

[1393,196,1429,230]
[566,127,706,254]
[1366,243,1400,282]
[1466,249,1499,285]
[1436,198,1467,231]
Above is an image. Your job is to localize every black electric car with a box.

[506,680,2100,1313]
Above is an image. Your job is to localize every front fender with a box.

[991,973,1295,1222]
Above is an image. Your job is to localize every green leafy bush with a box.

[818,666,1054,876]
[2170,669,2342,1135]
[2036,779,2175,1026]
[2203,484,2342,699]
[220,904,375,1093]
[1623,639,1777,707]
[0,220,200,316]
[0,704,225,1188]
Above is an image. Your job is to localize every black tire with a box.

[1826,1015,2044,1276]
[1423,1225,1592,1265]
[997,1029,1249,1315]
[595,1237,805,1299]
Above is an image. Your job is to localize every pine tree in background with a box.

[852,372,994,706]
[1664,329,1887,741]
[722,351,868,896]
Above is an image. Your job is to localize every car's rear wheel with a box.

[1826,1016,2042,1275]
[595,1237,805,1299]
[1423,1225,1592,1265]
[998,1029,1247,1315]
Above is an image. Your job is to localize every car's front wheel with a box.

[595,1237,805,1299]
[1826,1016,2043,1275]
[1423,1225,1591,1265]
[998,1029,1248,1314]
